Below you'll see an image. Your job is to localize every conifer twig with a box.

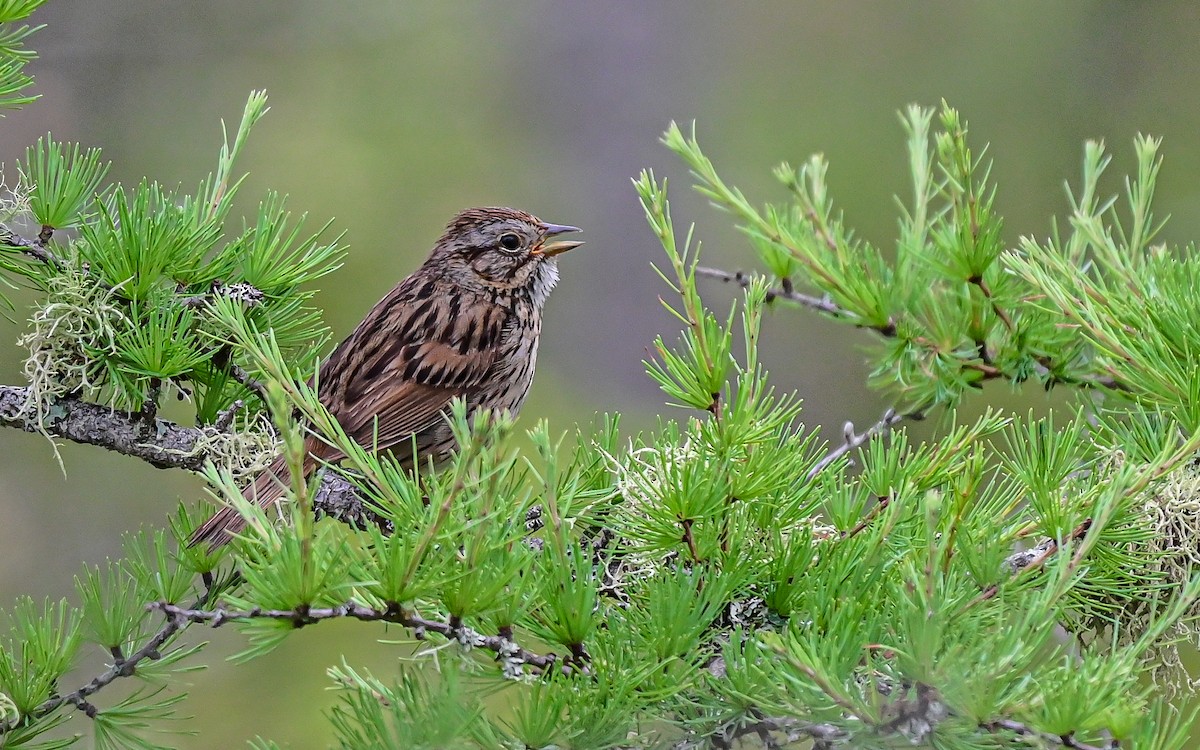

[695,265,849,317]
[0,581,221,732]
[983,719,1110,750]
[808,408,904,479]
[966,519,1094,611]
[228,362,268,404]
[0,618,186,728]
[694,714,846,750]
[149,601,557,673]
[0,224,63,268]
[697,266,1125,395]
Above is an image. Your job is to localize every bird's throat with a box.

[529,259,559,309]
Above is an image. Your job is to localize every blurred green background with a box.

[3,1,1200,747]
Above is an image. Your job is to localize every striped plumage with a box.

[189,207,582,547]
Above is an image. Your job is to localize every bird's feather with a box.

[320,276,505,458]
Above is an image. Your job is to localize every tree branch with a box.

[808,408,904,479]
[696,265,851,318]
[682,714,845,750]
[688,692,1110,750]
[149,601,557,676]
[0,384,386,531]
[697,265,1132,397]
[0,224,63,268]
[33,612,185,723]
[0,384,208,470]
[983,718,1111,750]
[228,362,268,404]
[0,380,1123,748]
[965,519,1094,611]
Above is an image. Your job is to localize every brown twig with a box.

[983,718,1111,750]
[681,518,701,562]
[695,266,849,318]
[840,495,891,540]
[149,600,557,674]
[213,399,245,432]
[682,692,1110,750]
[45,614,183,720]
[0,224,63,268]
[1033,357,1131,392]
[702,713,846,750]
[965,519,1093,610]
[696,264,1022,374]
[228,362,268,404]
[808,408,904,480]
[971,275,1016,334]
[697,265,1128,397]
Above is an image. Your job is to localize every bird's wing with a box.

[318,278,507,455]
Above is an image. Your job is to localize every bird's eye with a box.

[498,233,522,252]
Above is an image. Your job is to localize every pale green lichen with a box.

[1076,455,1200,693]
[17,262,123,451]
[0,170,32,223]
[1135,460,1200,691]
[1143,463,1200,584]
[144,409,280,486]
[0,691,18,727]
[188,413,281,485]
[16,254,282,482]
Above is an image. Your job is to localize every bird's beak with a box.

[533,222,584,257]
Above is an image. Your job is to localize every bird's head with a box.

[429,207,583,305]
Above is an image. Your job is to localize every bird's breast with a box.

[478,299,542,414]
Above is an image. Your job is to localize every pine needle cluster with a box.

[6,93,343,427]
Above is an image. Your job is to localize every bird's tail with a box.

[188,453,316,549]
